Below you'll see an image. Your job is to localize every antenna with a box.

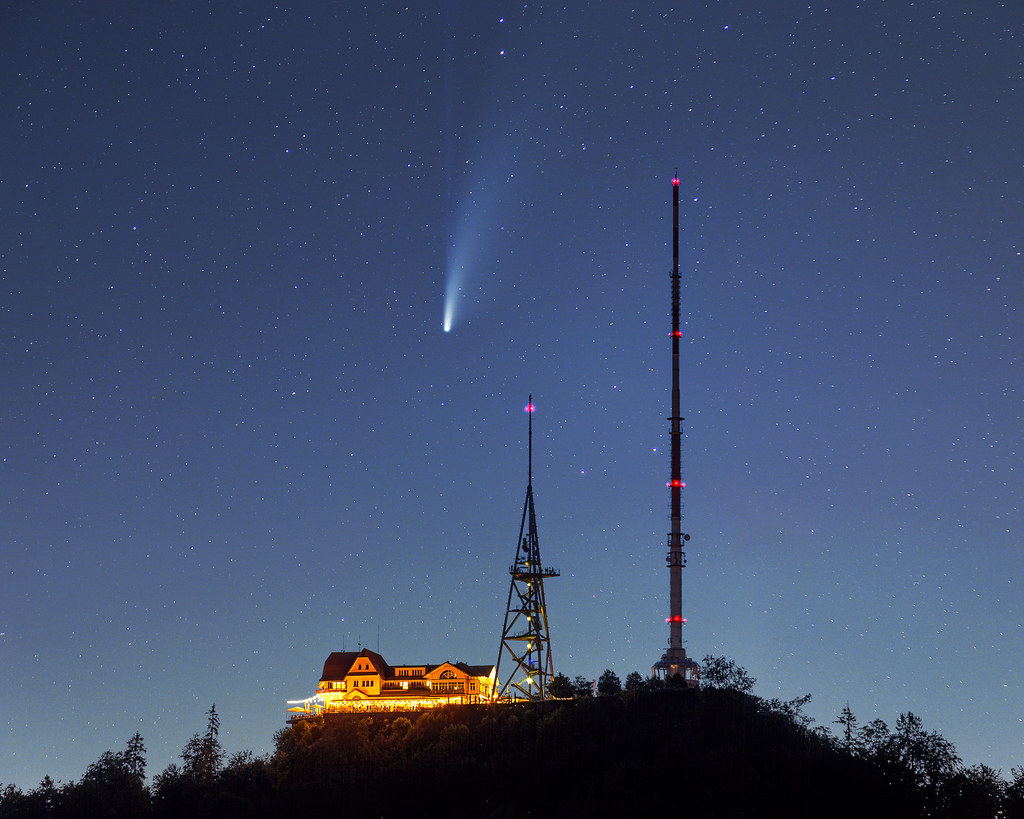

[652,175,701,686]
[495,395,559,700]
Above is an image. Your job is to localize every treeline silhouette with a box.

[3,656,1021,818]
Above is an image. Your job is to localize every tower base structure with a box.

[652,646,700,687]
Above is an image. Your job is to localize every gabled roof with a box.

[320,648,391,682]
[319,649,494,683]
[457,663,496,678]
[424,661,496,679]
[423,661,457,679]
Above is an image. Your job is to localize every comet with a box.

[442,192,487,334]
[441,127,520,334]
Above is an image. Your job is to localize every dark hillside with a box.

[266,688,911,818]
[5,686,1018,818]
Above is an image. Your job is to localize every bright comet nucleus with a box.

[442,234,474,334]
[443,269,463,333]
[443,273,461,333]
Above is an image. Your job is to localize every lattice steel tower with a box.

[652,174,701,686]
[496,396,559,700]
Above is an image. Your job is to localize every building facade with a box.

[287,648,496,719]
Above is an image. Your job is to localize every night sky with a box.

[2,1,1021,789]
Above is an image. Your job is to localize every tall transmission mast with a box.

[652,175,701,686]
[496,396,559,700]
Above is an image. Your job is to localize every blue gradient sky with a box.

[2,1,1021,788]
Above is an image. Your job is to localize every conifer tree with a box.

[182,704,224,783]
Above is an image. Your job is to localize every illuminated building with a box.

[286,648,496,719]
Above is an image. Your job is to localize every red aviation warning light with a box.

[672,176,680,187]
[667,479,685,488]
[665,615,687,624]
[524,401,535,413]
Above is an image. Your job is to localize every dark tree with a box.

[548,672,574,699]
[182,704,224,783]
[761,693,815,731]
[700,655,756,693]
[571,675,594,698]
[834,703,858,752]
[624,671,644,692]
[33,776,58,816]
[889,711,961,788]
[124,731,146,783]
[152,763,181,794]
[1007,765,1024,819]
[62,734,150,818]
[0,777,60,819]
[858,717,891,760]
[0,785,27,818]
[153,705,226,818]
[943,763,1005,819]
[217,750,274,817]
[151,763,186,819]
[597,669,622,696]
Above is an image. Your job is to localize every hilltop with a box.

[3,662,1021,818]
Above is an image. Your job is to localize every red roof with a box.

[319,649,494,683]
[320,648,390,682]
